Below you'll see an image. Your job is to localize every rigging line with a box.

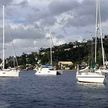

[2,5,18,68]
[99,0,105,66]
[8,32,19,67]
[50,32,54,47]
[95,0,98,64]
[3,5,5,69]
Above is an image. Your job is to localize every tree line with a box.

[0,35,108,69]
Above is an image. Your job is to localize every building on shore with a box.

[58,61,73,70]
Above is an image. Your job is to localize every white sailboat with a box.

[35,65,58,76]
[0,5,20,77]
[35,33,59,75]
[76,0,105,83]
[95,0,108,74]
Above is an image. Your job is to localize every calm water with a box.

[0,71,108,108]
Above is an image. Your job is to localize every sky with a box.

[0,0,108,57]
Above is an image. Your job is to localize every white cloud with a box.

[0,0,108,57]
[12,0,25,4]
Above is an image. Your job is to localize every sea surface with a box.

[0,70,108,108]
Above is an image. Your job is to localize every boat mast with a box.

[95,0,98,64]
[99,0,105,66]
[49,33,52,65]
[3,5,5,69]
[95,0,105,66]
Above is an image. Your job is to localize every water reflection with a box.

[77,81,105,89]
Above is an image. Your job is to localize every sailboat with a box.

[76,0,105,83]
[35,33,59,75]
[0,5,20,77]
[94,0,108,74]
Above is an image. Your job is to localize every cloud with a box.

[0,0,108,57]
[48,0,79,15]
[0,0,13,6]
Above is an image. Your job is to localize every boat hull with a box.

[0,69,20,77]
[101,69,108,73]
[76,72,105,83]
[35,70,57,76]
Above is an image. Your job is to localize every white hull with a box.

[101,69,108,73]
[76,75,105,83]
[95,68,108,74]
[79,66,89,72]
[76,71,105,83]
[35,67,58,76]
[0,69,20,77]
[35,71,57,76]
